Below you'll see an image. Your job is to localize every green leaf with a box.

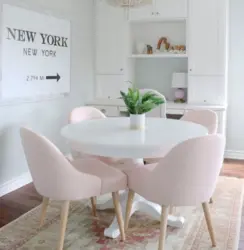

[120,88,165,115]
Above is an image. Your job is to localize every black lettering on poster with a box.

[6,27,69,58]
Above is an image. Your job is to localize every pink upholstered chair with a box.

[181,109,218,204]
[69,106,106,123]
[181,109,218,134]
[125,134,225,250]
[69,106,106,160]
[69,106,125,215]
[20,128,127,250]
[69,106,117,164]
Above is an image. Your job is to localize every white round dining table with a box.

[61,117,208,239]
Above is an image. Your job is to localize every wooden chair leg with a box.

[158,206,169,250]
[90,197,97,217]
[125,190,135,230]
[209,197,213,204]
[40,197,49,227]
[202,202,216,247]
[112,192,125,241]
[58,201,70,250]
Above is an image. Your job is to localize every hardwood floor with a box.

[0,159,244,232]
[0,182,42,228]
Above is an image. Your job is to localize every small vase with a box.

[136,42,146,54]
[130,114,145,130]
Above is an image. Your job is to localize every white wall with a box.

[226,0,244,156]
[0,0,94,190]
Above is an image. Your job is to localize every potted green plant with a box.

[120,88,165,130]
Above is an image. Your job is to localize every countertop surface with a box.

[86,98,227,111]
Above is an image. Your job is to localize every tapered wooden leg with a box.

[112,192,125,241]
[202,202,216,247]
[91,197,97,217]
[209,197,213,204]
[40,197,49,227]
[125,190,135,230]
[58,201,70,250]
[158,206,169,250]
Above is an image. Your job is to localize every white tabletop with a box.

[61,117,208,158]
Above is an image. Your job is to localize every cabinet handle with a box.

[151,12,154,15]
[101,109,106,114]
[120,68,124,71]
[157,12,160,15]
[189,69,192,72]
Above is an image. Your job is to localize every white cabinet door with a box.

[129,2,155,20]
[155,0,187,18]
[188,0,226,76]
[95,1,127,75]
[96,75,129,99]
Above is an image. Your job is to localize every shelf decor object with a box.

[172,72,188,103]
[120,87,164,130]
[136,42,146,54]
[105,0,151,8]
[130,53,188,58]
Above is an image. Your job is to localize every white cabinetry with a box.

[129,0,187,20]
[94,0,228,112]
[95,0,129,99]
[155,0,187,19]
[188,0,227,76]
[187,0,228,105]
[95,0,127,75]
[129,2,155,20]
[86,100,226,135]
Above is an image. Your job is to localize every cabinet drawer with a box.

[94,106,120,117]
[167,109,185,115]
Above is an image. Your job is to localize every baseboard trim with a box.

[0,171,32,197]
[225,150,244,160]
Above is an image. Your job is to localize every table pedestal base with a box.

[96,191,185,239]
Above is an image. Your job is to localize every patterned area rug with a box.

[0,177,243,250]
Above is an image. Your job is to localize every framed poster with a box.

[1,4,71,99]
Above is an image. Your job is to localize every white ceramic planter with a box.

[130,114,145,130]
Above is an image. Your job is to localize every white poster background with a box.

[2,4,70,99]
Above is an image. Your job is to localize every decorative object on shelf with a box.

[146,45,153,54]
[155,37,186,54]
[156,37,170,53]
[120,87,164,129]
[172,72,188,103]
[136,42,146,54]
[105,0,152,8]
[169,44,186,54]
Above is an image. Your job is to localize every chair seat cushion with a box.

[71,158,127,195]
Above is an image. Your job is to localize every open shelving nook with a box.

[128,18,188,102]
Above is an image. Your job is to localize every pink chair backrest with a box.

[139,89,167,118]
[20,127,100,200]
[181,110,218,134]
[148,134,225,206]
[69,106,106,124]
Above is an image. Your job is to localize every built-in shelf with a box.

[129,53,188,59]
